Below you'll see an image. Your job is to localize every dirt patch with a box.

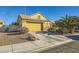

[0,33,30,46]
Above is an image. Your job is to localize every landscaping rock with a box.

[26,33,37,41]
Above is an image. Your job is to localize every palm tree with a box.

[56,15,79,33]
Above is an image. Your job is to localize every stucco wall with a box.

[43,22,51,31]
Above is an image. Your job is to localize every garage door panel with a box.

[24,22,41,31]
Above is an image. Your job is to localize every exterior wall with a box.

[43,22,51,31]
[21,19,26,27]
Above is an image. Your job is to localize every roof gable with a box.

[30,13,48,20]
[19,13,49,21]
[19,14,30,19]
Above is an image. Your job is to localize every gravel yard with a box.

[0,33,29,46]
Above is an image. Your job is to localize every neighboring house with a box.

[0,20,7,32]
[8,25,20,32]
[18,13,54,32]
[0,25,8,32]
[0,20,4,27]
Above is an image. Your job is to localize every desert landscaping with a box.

[0,33,29,46]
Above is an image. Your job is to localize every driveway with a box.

[0,32,74,53]
[40,41,79,53]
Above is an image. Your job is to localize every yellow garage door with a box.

[24,22,41,31]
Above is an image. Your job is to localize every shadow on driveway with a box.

[66,35,79,40]
[36,31,62,35]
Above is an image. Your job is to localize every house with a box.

[0,20,7,32]
[0,20,4,27]
[18,13,54,32]
[8,25,20,32]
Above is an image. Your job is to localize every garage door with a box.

[24,22,41,31]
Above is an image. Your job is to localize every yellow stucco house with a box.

[18,13,53,32]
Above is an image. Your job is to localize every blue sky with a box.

[0,6,79,25]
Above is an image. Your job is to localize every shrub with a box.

[48,27,58,32]
[56,28,68,34]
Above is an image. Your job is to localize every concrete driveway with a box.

[0,32,74,53]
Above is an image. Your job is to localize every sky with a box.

[0,6,79,25]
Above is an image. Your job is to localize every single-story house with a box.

[18,13,54,32]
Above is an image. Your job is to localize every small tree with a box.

[11,19,19,25]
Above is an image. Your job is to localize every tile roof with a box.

[19,13,51,22]
[19,14,30,19]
